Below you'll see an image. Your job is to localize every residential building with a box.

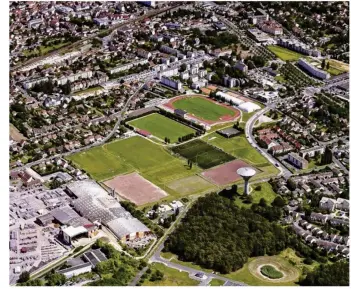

[288,152,308,169]
[319,197,337,212]
[258,20,283,35]
[234,60,248,74]
[160,76,183,91]
[300,146,325,158]
[277,38,321,57]
[298,59,330,80]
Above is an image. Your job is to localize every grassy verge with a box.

[267,45,304,61]
[142,263,200,286]
[210,278,225,286]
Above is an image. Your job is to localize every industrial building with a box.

[66,181,151,243]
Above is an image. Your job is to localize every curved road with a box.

[149,243,247,286]
[245,105,292,179]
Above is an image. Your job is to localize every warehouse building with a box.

[66,181,151,243]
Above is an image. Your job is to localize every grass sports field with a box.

[172,139,235,169]
[202,133,279,179]
[267,45,304,61]
[172,96,238,121]
[203,133,267,165]
[67,136,204,199]
[128,113,196,143]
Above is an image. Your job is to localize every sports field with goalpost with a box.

[127,113,196,143]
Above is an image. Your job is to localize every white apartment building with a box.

[298,59,330,80]
[108,59,148,75]
[22,77,49,89]
[278,38,321,57]
[160,76,183,91]
[160,45,178,55]
[56,70,93,85]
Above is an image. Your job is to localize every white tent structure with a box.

[238,102,261,113]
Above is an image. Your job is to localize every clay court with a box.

[103,172,168,206]
[201,160,256,186]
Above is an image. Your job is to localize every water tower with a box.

[237,167,256,195]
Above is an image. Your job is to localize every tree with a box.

[45,271,66,286]
[18,271,30,283]
[287,179,297,191]
[259,198,267,207]
[272,196,286,207]
[321,59,326,69]
[321,147,333,165]
[300,261,349,286]
[270,62,279,70]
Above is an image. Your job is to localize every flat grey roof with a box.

[107,217,150,239]
[218,127,240,136]
[57,262,92,274]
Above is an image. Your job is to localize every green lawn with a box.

[128,113,196,143]
[274,75,287,83]
[23,42,71,57]
[267,45,304,61]
[260,265,284,279]
[234,182,277,208]
[159,250,301,286]
[222,256,299,286]
[210,279,225,286]
[142,263,199,286]
[172,96,237,121]
[73,86,103,96]
[67,136,202,197]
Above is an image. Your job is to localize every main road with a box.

[245,104,292,179]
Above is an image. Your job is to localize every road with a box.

[245,104,292,179]
[129,266,149,286]
[149,243,247,286]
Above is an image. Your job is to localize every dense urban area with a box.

[9,1,349,287]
